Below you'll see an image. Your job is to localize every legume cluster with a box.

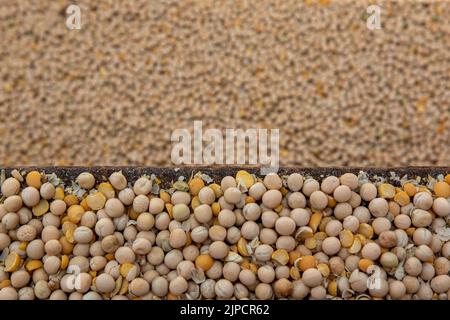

[1,0,449,167]
[0,169,449,300]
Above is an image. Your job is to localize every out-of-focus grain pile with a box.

[0,0,449,167]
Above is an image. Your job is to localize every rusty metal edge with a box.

[2,166,449,188]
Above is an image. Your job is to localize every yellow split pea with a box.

[236,170,255,189]
[32,199,49,216]
[26,171,42,189]
[188,178,205,196]
[86,192,107,210]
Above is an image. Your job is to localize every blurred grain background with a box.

[0,0,449,167]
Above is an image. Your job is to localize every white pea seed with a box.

[348,192,362,208]
[404,257,423,276]
[342,216,359,233]
[115,246,135,264]
[389,280,406,299]
[325,220,343,237]
[95,273,115,293]
[261,190,282,208]
[95,218,115,237]
[224,187,241,204]
[73,226,94,244]
[320,176,340,194]
[40,183,55,200]
[104,198,124,218]
[218,209,236,227]
[118,188,135,206]
[109,171,127,191]
[241,221,260,240]
[194,204,213,224]
[333,203,352,220]
[339,173,359,190]
[432,197,450,217]
[11,270,30,289]
[220,176,236,192]
[164,250,183,269]
[239,269,257,287]
[322,237,341,256]
[310,285,326,299]
[291,280,310,299]
[413,192,433,210]
[133,194,149,213]
[333,185,352,203]
[290,208,310,227]
[411,209,433,227]
[221,262,239,282]
[76,172,95,189]
[276,236,296,251]
[380,252,399,269]
[226,226,241,244]
[172,204,190,221]
[287,192,306,209]
[49,199,66,216]
[302,179,319,197]
[254,244,274,262]
[169,228,187,249]
[16,224,37,242]
[368,198,389,217]
[206,261,223,279]
[135,213,154,231]
[191,226,209,243]
[259,228,278,245]
[361,242,381,260]
[248,182,267,200]
[394,214,411,229]
[148,198,165,214]
[2,212,19,230]
[27,239,45,259]
[302,268,322,287]
[415,245,434,262]
[34,280,51,299]
[353,206,371,223]
[198,187,215,205]
[18,287,35,300]
[309,191,328,210]
[430,275,450,293]
[360,183,377,201]
[403,276,420,294]
[80,211,97,228]
[1,178,21,197]
[348,270,369,293]
[215,279,234,299]
[4,195,23,212]
[287,173,303,192]
[372,217,391,234]
[0,233,11,250]
[261,211,279,228]
[133,177,152,195]
[275,217,296,236]
[209,241,229,259]
[378,230,398,248]
[412,228,432,246]
[21,187,41,207]
[263,173,282,190]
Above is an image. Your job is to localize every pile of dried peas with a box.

[0,169,449,300]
